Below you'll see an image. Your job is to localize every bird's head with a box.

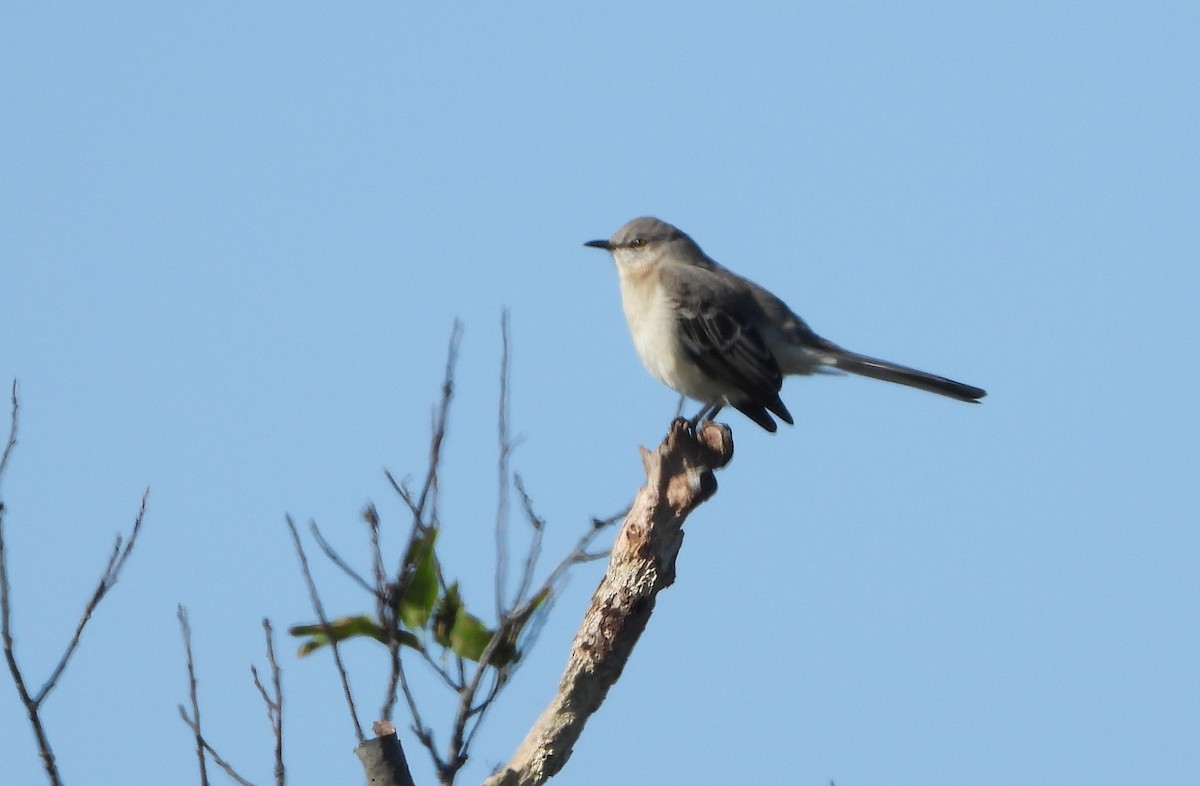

[585,217,703,272]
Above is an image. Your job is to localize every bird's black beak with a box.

[584,239,612,250]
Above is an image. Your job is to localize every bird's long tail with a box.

[821,343,986,402]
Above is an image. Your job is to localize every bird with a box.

[585,216,986,432]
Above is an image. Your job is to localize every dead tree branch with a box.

[1,380,150,786]
[482,419,735,786]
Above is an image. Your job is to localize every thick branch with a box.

[355,720,417,786]
[482,419,733,786]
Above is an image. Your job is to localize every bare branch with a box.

[408,321,462,535]
[505,505,626,643]
[250,618,285,786]
[395,651,443,772]
[461,666,505,753]
[308,519,375,596]
[285,515,365,743]
[510,474,545,608]
[0,381,61,786]
[482,420,734,786]
[177,704,256,786]
[385,469,421,519]
[364,504,405,726]
[364,505,386,613]
[416,637,460,690]
[177,605,211,786]
[36,488,149,703]
[386,320,461,623]
[495,309,512,618]
[0,380,16,481]
[446,653,505,782]
[1,384,149,786]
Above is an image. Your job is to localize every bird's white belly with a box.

[619,275,727,404]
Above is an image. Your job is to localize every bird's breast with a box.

[617,268,724,401]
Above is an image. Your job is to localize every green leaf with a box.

[448,609,497,663]
[507,587,550,642]
[432,582,464,649]
[397,526,440,630]
[488,588,551,667]
[431,583,524,667]
[288,614,418,657]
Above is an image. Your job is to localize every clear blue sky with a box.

[3,4,1197,785]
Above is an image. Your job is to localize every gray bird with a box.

[586,217,986,432]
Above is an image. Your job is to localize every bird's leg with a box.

[674,394,686,418]
[687,402,723,430]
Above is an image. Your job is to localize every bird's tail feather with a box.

[826,347,986,403]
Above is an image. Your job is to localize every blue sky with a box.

[2,4,1197,785]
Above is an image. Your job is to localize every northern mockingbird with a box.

[585,216,986,432]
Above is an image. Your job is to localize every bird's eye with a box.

[629,237,645,248]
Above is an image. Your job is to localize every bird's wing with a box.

[662,264,793,429]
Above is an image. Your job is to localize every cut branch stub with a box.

[355,721,417,786]
[482,418,734,786]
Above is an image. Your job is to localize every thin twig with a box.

[461,667,505,753]
[407,321,461,542]
[385,469,421,519]
[379,323,468,769]
[435,312,628,782]
[37,488,149,702]
[2,383,148,786]
[364,504,404,725]
[0,380,16,480]
[383,320,462,668]
[494,310,512,618]
[364,505,386,615]
[510,507,625,627]
[0,382,62,786]
[454,653,466,690]
[275,321,640,784]
[446,621,516,781]
[177,705,257,786]
[250,618,285,786]
[308,519,375,596]
[177,605,211,786]
[416,636,460,690]
[381,633,402,724]
[511,474,545,608]
[285,515,365,743]
[396,650,444,772]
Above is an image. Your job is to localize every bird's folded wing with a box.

[665,267,783,402]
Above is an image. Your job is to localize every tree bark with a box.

[482,419,734,786]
